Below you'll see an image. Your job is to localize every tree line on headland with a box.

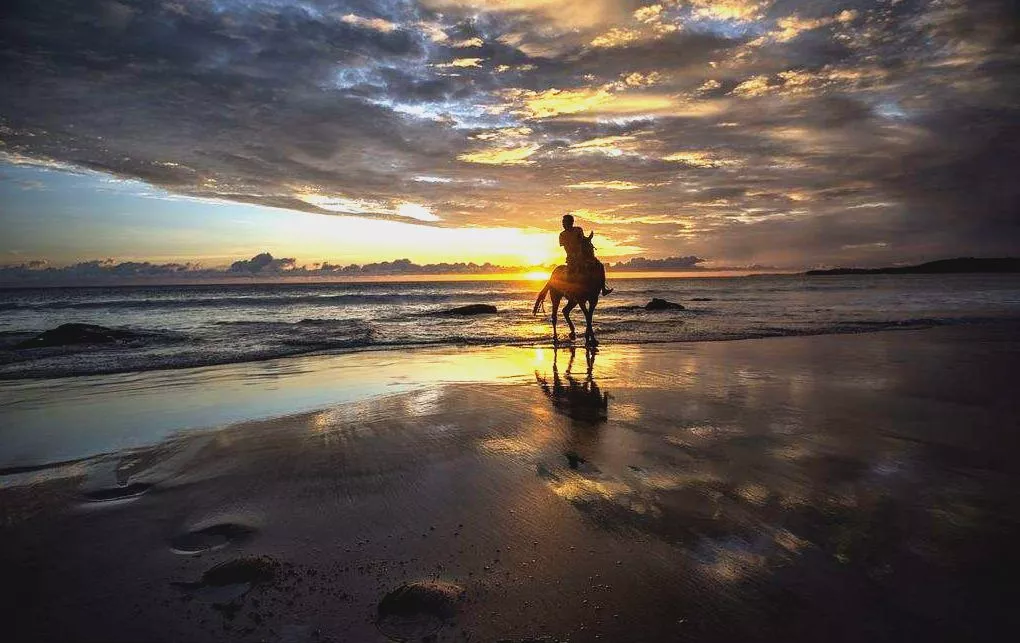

[2,254,1015,286]
[805,257,1020,275]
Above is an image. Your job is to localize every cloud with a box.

[496,80,698,121]
[610,255,706,270]
[433,57,485,68]
[590,28,643,48]
[0,0,1018,270]
[422,0,629,31]
[229,252,297,273]
[566,180,651,191]
[569,207,680,225]
[634,5,665,24]
[662,151,743,167]
[298,193,442,221]
[340,13,399,33]
[452,37,484,48]
[687,0,769,23]
[458,144,542,165]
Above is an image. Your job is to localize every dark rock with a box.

[690,297,713,301]
[15,323,138,349]
[439,304,498,316]
[645,298,685,311]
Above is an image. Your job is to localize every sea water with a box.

[1,274,1019,378]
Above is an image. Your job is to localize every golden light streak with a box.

[634,4,664,23]
[688,0,769,22]
[457,144,542,165]
[501,86,615,119]
[433,57,485,68]
[340,14,398,32]
[662,151,743,168]
[590,27,642,48]
[566,180,647,191]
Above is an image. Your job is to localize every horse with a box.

[532,262,606,347]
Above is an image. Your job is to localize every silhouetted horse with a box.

[533,261,606,347]
[535,346,608,424]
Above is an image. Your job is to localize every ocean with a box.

[2,273,1019,379]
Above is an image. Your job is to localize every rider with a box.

[559,214,612,296]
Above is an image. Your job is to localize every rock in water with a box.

[16,323,137,349]
[645,298,685,311]
[440,304,498,315]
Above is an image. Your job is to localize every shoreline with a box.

[2,315,1013,382]
[3,321,1018,472]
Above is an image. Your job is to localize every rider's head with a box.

[562,214,574,230]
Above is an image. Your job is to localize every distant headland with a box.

[805,257,1020,276]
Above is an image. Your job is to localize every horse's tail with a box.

[533,281,551,315]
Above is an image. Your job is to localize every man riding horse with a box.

[559,214,612,296]
[533,215,613,346]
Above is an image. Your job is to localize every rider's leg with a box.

[599,262,613,295]
[566,255,580,280]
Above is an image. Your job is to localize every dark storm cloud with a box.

[1,0,1018,266]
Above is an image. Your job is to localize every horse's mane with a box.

[581,231,596,258]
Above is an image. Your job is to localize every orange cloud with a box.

[457,144,542,165]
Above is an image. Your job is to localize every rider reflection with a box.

[535,346,609,425]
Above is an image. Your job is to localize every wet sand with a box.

[2,324,1019,642]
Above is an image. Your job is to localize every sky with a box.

[1,0,1018,272]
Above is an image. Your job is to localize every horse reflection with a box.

[535,346,608,424]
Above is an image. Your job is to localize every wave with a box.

[0,315,1002,381]
[0,292,505,311]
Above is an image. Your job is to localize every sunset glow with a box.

[1,0,1017,277]
[522,270,552,281]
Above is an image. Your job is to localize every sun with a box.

[522,270,550,281]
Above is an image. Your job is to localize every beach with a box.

[2,323,1019,642]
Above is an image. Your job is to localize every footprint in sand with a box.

[81,482,152,502]
[376,581,464,641]
[170,523,256,555]
[174,556,279,605]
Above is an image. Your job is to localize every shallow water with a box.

[1,274,1019,378]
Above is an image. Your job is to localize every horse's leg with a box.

[587,296,599,347]
[580,298,597,348]
[551,291,561,344]
[563,300,577,341]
